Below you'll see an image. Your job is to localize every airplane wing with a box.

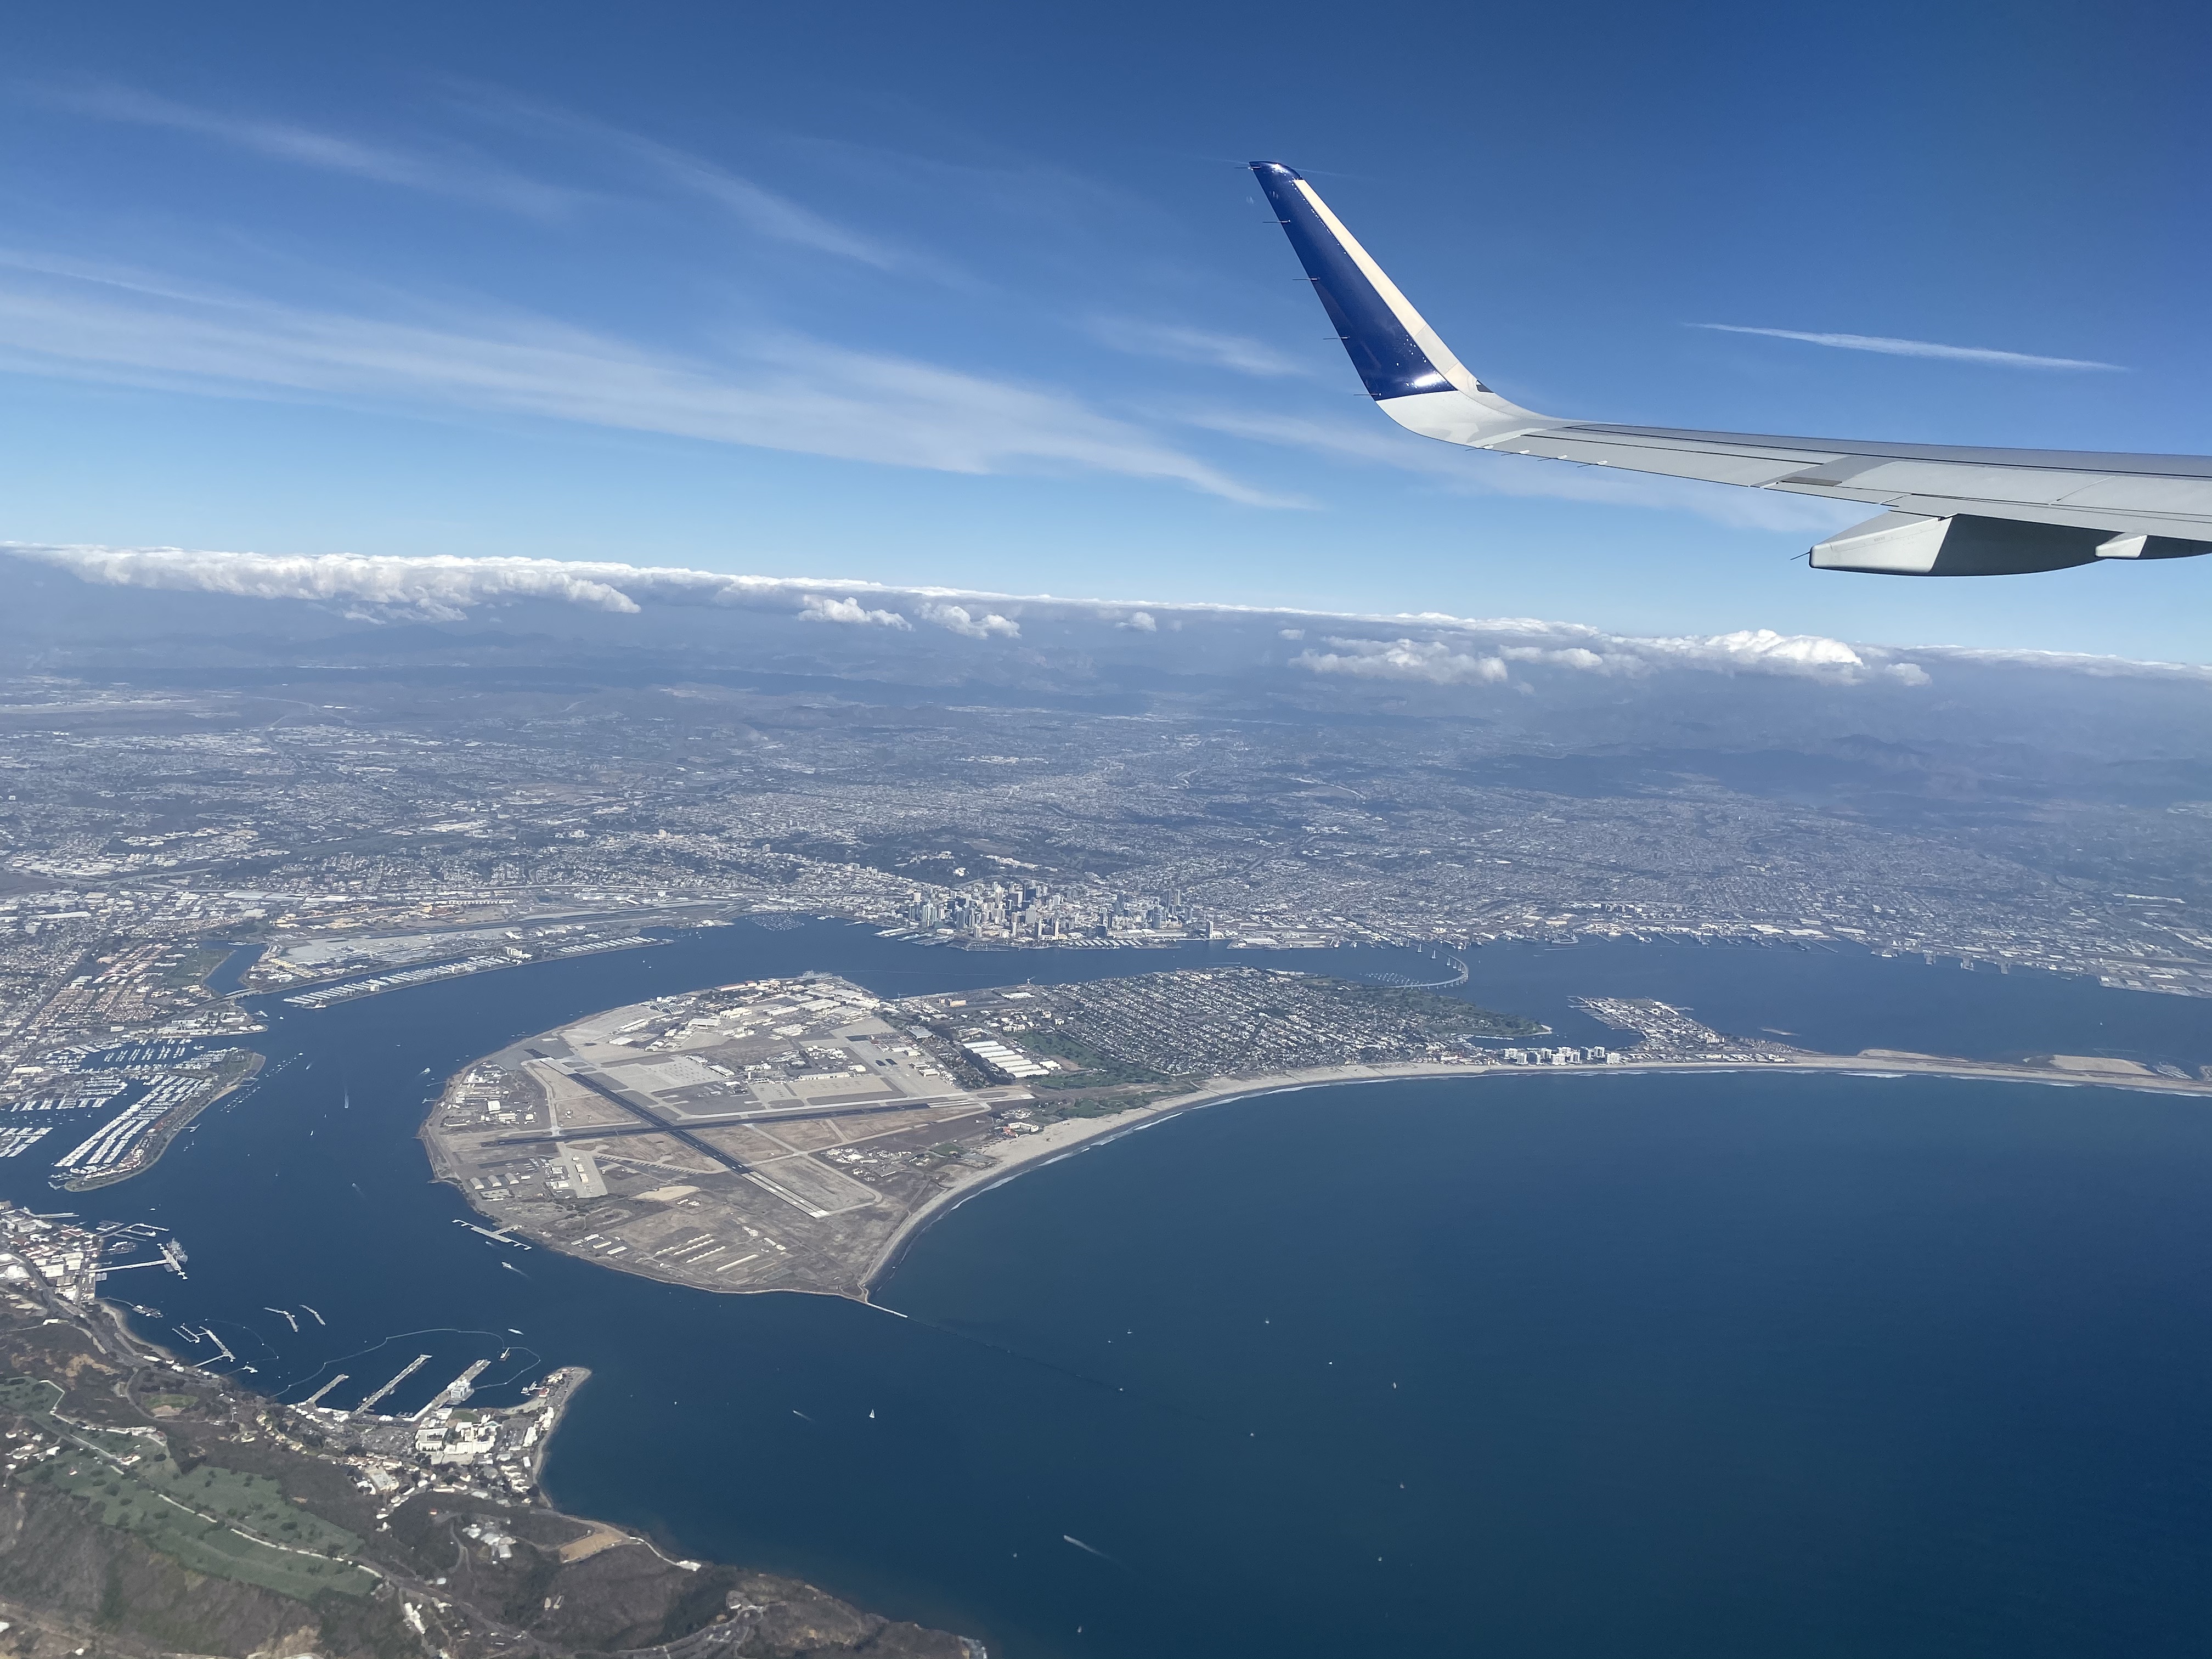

[1250,162,2212,575]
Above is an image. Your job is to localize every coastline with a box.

[0,1215,980,1659]
[858,1049,2212,1297]
[413,953,2212,1306]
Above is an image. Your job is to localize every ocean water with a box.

[6,922,2212,1657]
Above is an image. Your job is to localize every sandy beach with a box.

[861,1048,2212,1296]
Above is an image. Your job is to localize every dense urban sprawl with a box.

[0,670,2204,1121]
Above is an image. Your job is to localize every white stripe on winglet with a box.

[1291,178,1481,396]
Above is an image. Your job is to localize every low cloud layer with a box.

[13,541,995,636]
[15,540,2207,691]
[1294,625,1925,688]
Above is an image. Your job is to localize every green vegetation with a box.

[1325,977,1545,1036]
[1028,1086,1173,1121]
[0,1378,61,1417]
[1019,1028,1172,1088]
[160,944,234,990]
[1,1374,374,1599]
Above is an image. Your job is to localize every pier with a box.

[415,1358,493,1419]
[356,1353,432,1414]
[454,1219,525,1247]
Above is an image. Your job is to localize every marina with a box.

[5,1045,262,1190]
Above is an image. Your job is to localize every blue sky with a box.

[5,0,2209,659]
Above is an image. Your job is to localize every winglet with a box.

[1250,163,1545,444]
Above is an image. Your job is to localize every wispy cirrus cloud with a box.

[619,133,901,267]
[35,83,582,218]
[1694,323,2122,371]
[1087,317,1312,377]
[37,81,910,270]
[0,254,1288,505]
[452,89,909,269]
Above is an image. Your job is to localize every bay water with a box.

[6,922,2211,1657]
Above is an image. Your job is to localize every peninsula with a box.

[0,1203,975,1659]
[424,967,2212,1304]
[421,967,1539,1298]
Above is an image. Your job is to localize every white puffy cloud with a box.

[1290,622,1912,687]
[1634,627,1874,681]
[1882,644,2212,685]
[797,594,910,628]
[8,541,940,628]
[1297,639,1510,685]
[18,544,652,621]
[918,602,1020,639]
[1500,645,1611,672]
[25,540,2210,693]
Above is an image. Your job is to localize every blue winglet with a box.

[1249,161,1456,401]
